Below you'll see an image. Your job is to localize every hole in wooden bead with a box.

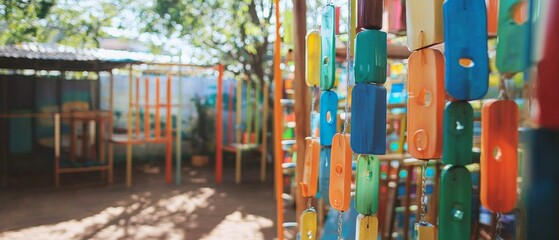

[323,56,330,66]
[493,146,503,161]
[451,205,464,221]
[459,58,475,68]
[326,111,333,123]
[418,89,432,106]
[512,1,528,25]
[335,164,343,175]
[455,121,465,131]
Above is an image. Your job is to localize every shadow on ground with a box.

[0,158,291,240]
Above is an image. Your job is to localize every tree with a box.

[148,0,275,83]
[0,0,130,48]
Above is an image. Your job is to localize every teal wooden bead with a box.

[442,101,473,166]
[439,165,472,240]
[354,29,387,84]
[321,5,336,90]
[496,0,530,73]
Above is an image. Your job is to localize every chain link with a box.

[337,211,343,240]
[495,213,504,240]
[420,161,428,223]
[310,86,318,138]
[307,197,312,209]
[498,75,510,100]
[341,0,351,135]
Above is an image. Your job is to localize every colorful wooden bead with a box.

[329,133,352,212]
[357,0,384,30]
[407,48,445,160]
[354,30,387,84]
[481,100,518,213]
[536,1,559,129]
[405,0,444,51]
[306,31,321,87]
[301,137,320,197]
[356,214,378,240]
[442,101,473,166]
[320,90,338,146]
[355,155,380,215]
[414,222,436,240]
[496,0,529,73]
[321,5,336,90]
[319,147,331,204]
[443,0,488,100]
[350,83,387,155]
[439,165,472,240]
[299,208,317,240]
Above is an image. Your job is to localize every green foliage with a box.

[0,0,129,48]
[148,0,275,82]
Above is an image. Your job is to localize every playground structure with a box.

[110,63,225,187]
[215,73,269,184]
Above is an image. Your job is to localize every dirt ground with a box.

[0,160,296,240]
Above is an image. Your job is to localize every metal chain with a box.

[495,213,504,240]
[315,0,321,29]
[341,0,351,135]
[337,211,343,240]
[420,161,428,223]
[307,197,312,209]
[498,75,510,100]
[310,86,317,138]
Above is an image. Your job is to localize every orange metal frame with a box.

[110,72,175,187]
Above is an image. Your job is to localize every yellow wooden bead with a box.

[356,214,378,240]
[299,208,317,240]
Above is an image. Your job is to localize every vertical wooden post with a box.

[165,75,172,184]
[215,64,225,183]
[145,78,150,140]
[292,0,309,225]
[176,64,183,185]
[54,113,60,188]
[126,65,133,187]
[135,77,140,137]
[228,83,234,145]
[155,77,161,139]
[273,0,285,238]
[260,81,269,182]
[235,78,243,184]
[108,71,114,184]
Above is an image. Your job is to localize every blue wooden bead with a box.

[443,0,488,100]
[319,147,331,205]
[320,90,338,146]
[350,83,386,154]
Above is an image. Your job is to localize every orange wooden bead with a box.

[487,0,499,36]
[407,48,445,160]
[329,133,352,212]
[301,137,320,197]
[481,100,518,213]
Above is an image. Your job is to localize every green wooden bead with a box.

[354,29,387,84]
[439,165,472,240]
[442,101,473,166]
[496,0,529,73]
[355,154,380,215]
[320,5,336,90]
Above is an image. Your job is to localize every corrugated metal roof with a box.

[0,43,156,71]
